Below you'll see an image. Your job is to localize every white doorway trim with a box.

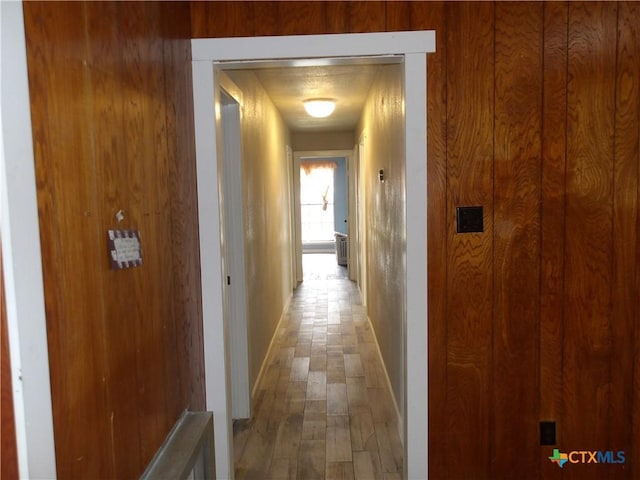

[219,73,251,420]
[356,132,368,307]
[1,3,57,478]
[286,146,297,287]
[192,30,434,479]
[293,149,353,283]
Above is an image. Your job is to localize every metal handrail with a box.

[140,411,215,480]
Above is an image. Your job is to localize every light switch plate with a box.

[456,206,484,233]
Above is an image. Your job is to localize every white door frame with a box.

[219,73,251,420]
[286,146,297,287]
[347,146,358,282]
[293,149,353,282]
[356,133,368,307]
[1,3,57,478]
[192,30,434,479]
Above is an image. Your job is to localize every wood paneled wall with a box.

[23,2,204,478]
[192,2,639,479]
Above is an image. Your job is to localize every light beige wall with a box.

[291,130,354,151]
[356,64,405,415]
[226,70,294,391]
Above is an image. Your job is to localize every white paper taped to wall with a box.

[108,229,143,269]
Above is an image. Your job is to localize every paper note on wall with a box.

[108,230,143,269]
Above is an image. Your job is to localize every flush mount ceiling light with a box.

[303,98,336,118]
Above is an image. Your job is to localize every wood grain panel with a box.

[636,60,640,478]
[25,3,114,478]
[385,1,410,32]
[324,1,349,34]
[190,1,254,38]
[84,3,142,476]
[159,0,200,423]
[611,3,639,479]
[540,2,568,478]
[25,1,200,478]
[493,3,543,478]
[162,3,206,414]
[148,0,176,459]
[279,2,327,35]
[564,2,617,478]
[1,251,19,480]
[633,6,640,464]
[346,2,386,33]
[252,1,281,36]
[160,7,187,420]
[444,2,495,478]
[120,2,174,470]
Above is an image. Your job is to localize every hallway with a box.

[233,254,403,479]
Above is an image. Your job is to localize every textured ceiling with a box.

[236,63,382,133]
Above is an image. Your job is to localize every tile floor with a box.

[233,254,404,480]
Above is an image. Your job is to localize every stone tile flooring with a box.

[233,254,403,479]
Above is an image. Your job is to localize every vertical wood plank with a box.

[190,1,255,38]
[445,2,495,478]
[634,9,640,468]
[324,1,349,33]
[493,3,543,478]
[25,2,115,478]
[633,9,640,459]
[564,2,617,478]
[87,3,152,478]
[25,1,200,478]
[634,0,640,461]
[385,1,410,32]
[253,1,281,36]
[85,3,143,476]
[346,2,386,33]
[163,2,200,417]
[146,3,176,465]
[279,2,327,35]
[540,2,568,478]
[119,2,174,470]
[162,4,207,413]
[611,3,639,479]
[160,0,203,422]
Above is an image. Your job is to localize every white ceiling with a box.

[231,60,396,133]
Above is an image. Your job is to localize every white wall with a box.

[225,70,294,392]
[355,63,406,419]
[292,130,354,151]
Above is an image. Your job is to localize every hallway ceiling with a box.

[234,62,384,133]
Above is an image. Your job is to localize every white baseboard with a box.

[250,294,292,403]
[365,315,404,444]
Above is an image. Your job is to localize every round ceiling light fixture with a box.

[303,98,336,118]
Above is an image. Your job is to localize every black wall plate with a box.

[456,206,484,233]
[540,421,556,446]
